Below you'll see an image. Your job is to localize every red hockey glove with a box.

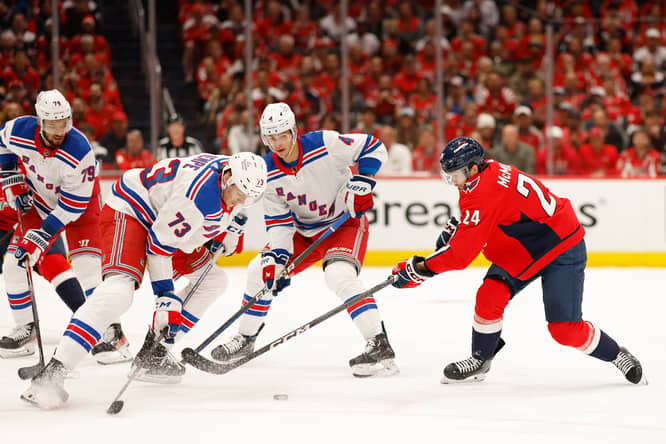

[392,256,436,289]
[15,229,51,266]
[1,172,33,212]
[344,175,376,218]
[261,249,291,295]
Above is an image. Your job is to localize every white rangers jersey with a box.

[106,153,238,257]
[0,116,96,236]
[264,130,387,255]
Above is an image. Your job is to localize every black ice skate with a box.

[132,330,185,384]
[612,346,647,385]
[349,324,399,378]
[441,354,492,384]
[20,358,69,409]
[0,322,36,358]
[91,323,132,365]
[211,324,264,362]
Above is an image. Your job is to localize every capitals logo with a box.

[462,177,480,193]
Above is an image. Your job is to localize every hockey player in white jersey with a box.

[20,151,267,408]
[211,102,399,378]
[0,89,114,359]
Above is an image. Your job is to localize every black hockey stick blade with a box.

[182,275,398,375]
[106,400,124,415]
[17,362,44,380]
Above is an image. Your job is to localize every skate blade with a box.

[93,350,133,365]
[20,386,69,409]
[0,345,36,359]
[440,373,487,384]
[131,368,183,384]
[352,359,400,378]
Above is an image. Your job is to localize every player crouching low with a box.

[391,136,646,386]
[20,152,267,409]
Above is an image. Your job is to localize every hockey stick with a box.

[106,260,215,415]
[184,212,352,357]
[15,212,47,380]
[181,274,397,375]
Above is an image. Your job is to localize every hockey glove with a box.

[392,256,436,289]
[0,172,33,212]
[261,248,291,295]
[152,292,183,343]
[15,229,51,266]
[435,217,459,250]
[207,213,248,258]
[344,175,376,218]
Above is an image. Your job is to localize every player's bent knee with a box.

[324,260,363,297]
[37,254,71,283]
[548,321,590,348]
[83,273,136,316]
[475,277,511,321]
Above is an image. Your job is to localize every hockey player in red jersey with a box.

[391,136,646,385]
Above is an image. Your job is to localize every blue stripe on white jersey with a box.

[292,211,345,231]
[265,211,294,231]
[147,229,177,256]
[111,176,156,229]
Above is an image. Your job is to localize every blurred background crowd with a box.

[0,0,664,178]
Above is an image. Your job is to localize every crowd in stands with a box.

[179,0,666,178]
[0,0,158,171]
[0,0,665,178]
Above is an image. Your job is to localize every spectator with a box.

[474,112,497,156]
[156,113,204,160]
[492,124,536,174]
[99,110,129,165]
[444,76,472,116]
[395,107,419,150]
[633,28,666,70]
[617,129,660,178]
[476,71,516,123]
[590,108,626,151]
[85,81,118,139]
[226,110,259,155]
[536,126,581,175]
[353,106,380,137]
[80,122,110,168]
[376,125,412,176]
[629,57,665,101]
[115,129,155,170]
[412,126,440,174]
[578,126,619,177]
[512,105,542,151]
[0,101,23,123]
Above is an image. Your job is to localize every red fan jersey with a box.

[424,161,585,280]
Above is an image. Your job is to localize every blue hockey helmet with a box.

[439,136,485,174]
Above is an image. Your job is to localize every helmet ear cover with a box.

[223,152,268,200]
[439,136,485,175]
[260,102,297,148]
[35,89,73,138]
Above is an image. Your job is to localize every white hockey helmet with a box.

[260,102,297,147]
[223,152,268,199]
[35,89,72,134]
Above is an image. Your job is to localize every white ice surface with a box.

[0,266,664,444]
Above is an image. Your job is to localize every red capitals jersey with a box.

[424,161,585,280]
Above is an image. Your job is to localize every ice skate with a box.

[211,324,263,362]
[612,346,647,385]
[132,330,186,384]
[91,323,132,364]
[20,358,69,409]
[0,322,36,358]
[441,354,492,383]
[349,325,399,378]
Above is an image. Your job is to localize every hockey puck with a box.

[273,394,288,401]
